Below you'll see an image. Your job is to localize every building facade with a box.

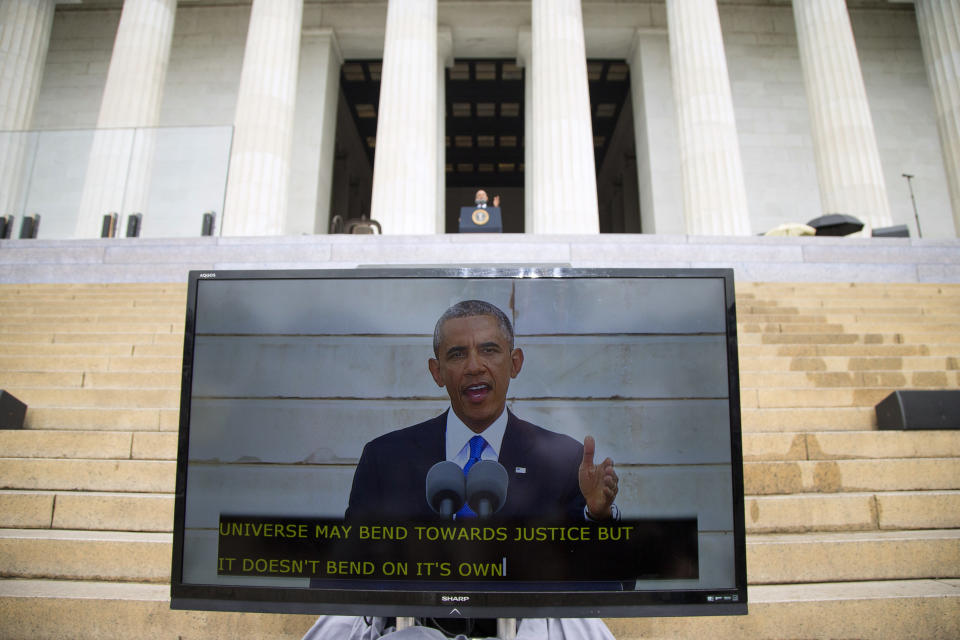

[1,0,958,239]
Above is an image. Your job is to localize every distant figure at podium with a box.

[462,190,503,233]
[474,189,500,209]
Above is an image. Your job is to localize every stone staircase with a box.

[0,281,958,639]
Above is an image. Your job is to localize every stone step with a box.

[611,579,960,639]
[0,342,182,358]
[6,427,956,467]
[81,372,181,389]
[744,293,960,305]
[20,429,955,465]
[0,529,170,583]
[0,309,169,321]
[0,321,179,333]
[740,322,960,336]
[739,322,844,334]
[0,459,175,493]
[0,355,182,373]
[0,371,86,387]
[0,332,181,347]
[14,453,954,498]
[740,370,959,389]
[738,355,960,373]
[132,344,183,357]
[0,306,179,317]
[23,407,177,430]
[0,430,174,460]
[737,312,960,325]
[0,297,182,308]
[0,578,956,639]
[743,458,960,495]
[0,343,136,357]
[739,343,960,357]
[739,332,960,345]
[743,387,894,409]
[2,527,955,587]
[745,491,960,533]
[0,579,319,639]
[8,370,954,394]
[741,407,876,431]
[738,293,960,306]
[737,282,960,295]
[0,491,174,532]
[746,529,960,584]
[1,385,929,413]
[742,430,960,461]
[737,301,960,316]
[2,488,956,536]
[2,387,180,409]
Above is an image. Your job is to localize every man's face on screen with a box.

[428,314,523,433]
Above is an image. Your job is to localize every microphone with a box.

[425,461,465,518]
[466,460,509,518]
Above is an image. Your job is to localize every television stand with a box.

[396,617,517,639]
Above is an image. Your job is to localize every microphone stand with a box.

[902,173,923,238]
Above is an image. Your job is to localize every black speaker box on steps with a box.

[0,390,27,429]
[876,390,960,430]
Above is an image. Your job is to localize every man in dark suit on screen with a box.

[345,300,619,523]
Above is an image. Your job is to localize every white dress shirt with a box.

[444,406,507,468]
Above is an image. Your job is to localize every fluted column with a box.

[289,28,341,235]
[666,0,751,235]
[629,29,684,235]
[438,26,452,233]
[0,0,55,220]
[793,0,892,230]
[529,0,599,234]
[915,0,960,236]
[221,0,303,237]
[75,0,176,237]
[516,29,533,232]
[369,0,438,234]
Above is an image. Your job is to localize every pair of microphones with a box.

[426,460,509,519]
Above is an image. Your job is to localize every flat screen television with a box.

[170,267,747,618]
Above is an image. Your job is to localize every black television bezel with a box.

[170,267,748,618]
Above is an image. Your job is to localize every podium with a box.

[459,206,502,233]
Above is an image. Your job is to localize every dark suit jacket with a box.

[345,410,586,522]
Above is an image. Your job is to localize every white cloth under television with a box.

[300,616,616,640]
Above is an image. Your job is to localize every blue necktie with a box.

[455,435,487,519]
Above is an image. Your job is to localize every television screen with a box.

[171,267,747,618]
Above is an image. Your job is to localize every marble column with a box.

[628,29,684,235]
[516,28,533,233]
[438,26,452,233]
[914,0,960,236]
[529,0,599,234]
[793,0,892,230]
[221,0,303,237]
[369,0,438,235]
[288,28,342,235]
[666,0,751,235]
[0,0,55,221]
[75,0,177,238]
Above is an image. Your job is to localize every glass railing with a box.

[0,125,233,239]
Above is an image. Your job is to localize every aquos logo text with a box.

[198,273,217,279]
[440,595,470,603]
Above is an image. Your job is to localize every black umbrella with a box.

[806,213,864,236]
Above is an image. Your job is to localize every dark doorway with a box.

[332,58,639,234]
[330,61,379,231]
[445,60,525,233]
[589,60,641,233]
